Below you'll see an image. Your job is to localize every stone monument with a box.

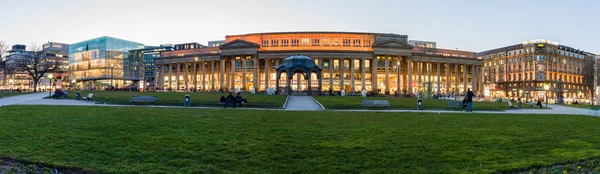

[556,78,564,104]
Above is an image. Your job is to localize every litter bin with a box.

[76,92,81,100]
[184,94,190,107]
[417,98,423,110]
[518,99,522,109]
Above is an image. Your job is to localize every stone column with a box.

[193,61,197,91]
[340,57,345,91]
[427,61,432,84]
[201,61,205,92]
[184,62,189,90]
[463,64,468,93]
[418,61,422,93]
[446,63,450,94]
[350,58,355,92]
[231,56,236,91]
[159,64,165,90]
[307,73,312,95]
[242,55,247,91]
[220,57,225,91]
[329,58,333,91]
[361,58,366,92]
[407,58,413,94]
[437,62,441,94]
[211,60,215,91]
[479,66,484,95]
[397,56,402,94]
[455,64,459,94]
[265,58,270,90]
[168,63,172,89]
[472,64,477,93]
[253,54,259,91]
[385,55,390,94]
[372,56,378,93]
[176,63,180,90]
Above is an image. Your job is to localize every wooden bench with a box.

[131,96,157,105]
[362,100,390,109]
[83,93,94,102]
[448,101,463,109]
[507,101,517,110]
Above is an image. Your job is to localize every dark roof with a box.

[276,54,320,70]
[477,44,523,56]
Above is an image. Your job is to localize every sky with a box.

[1,0,599,53]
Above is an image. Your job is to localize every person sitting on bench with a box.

[235,92,247,107]
[223,92,235,108]
[219,95,226,104]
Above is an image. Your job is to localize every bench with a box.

[362,100,390,109]
[448,101,463,109]
[131,96,157,105]
[507,101,517,110]
[83,93,94,102]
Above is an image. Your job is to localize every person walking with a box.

[466,88,475,112]
[224,92,235,108]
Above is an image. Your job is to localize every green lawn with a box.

[63,91,287,108]
[0,92,32,99]
[314,96,517,111]
[1,106,600,173]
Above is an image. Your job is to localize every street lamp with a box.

[544,84,549,108]
[71,79,76,90]
[48,74,54,97]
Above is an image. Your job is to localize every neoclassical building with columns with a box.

[153,32,484,96]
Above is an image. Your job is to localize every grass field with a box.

[1,105,600,173]
[63,91,287,108]
[314,96,525,111]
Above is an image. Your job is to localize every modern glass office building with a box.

[69,36,144,90]
[129,45,174,89]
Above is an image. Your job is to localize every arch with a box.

[275,54,322,95]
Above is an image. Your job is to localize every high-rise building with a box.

[43,42,70,89]
[69,36,144,90]
[479,39,596,103]
[129,45,174,89]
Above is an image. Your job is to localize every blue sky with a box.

[1,0,599,53]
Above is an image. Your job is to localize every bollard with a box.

[417,98,423,110]
[76,92,81,100]
[184,94,190,107]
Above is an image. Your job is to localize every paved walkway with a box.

[0,92,96,106]
[284,96,323,110]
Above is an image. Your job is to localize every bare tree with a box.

[0,41,9,88]
[4,43,60,92]
[582,57,597,105]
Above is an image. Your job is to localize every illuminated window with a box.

[334,59,339,69]
[322,38,330,46]
[343,39,351,46]
[291,39,299,46]
[301,38,310,46]
[271,40,279,47]
[282,39,289,46]
[353,39,361,46]
[312,39,320,46]
[333,39,340,46]
[363,39,371,47]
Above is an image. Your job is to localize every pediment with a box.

[372,39,414,49]
[219,39,260,49]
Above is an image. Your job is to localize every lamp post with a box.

[544,84,549,108]
[71,79,76,90]
[48,74,54,97]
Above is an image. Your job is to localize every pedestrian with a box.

[466,88,475,112]
[223,92,235,108]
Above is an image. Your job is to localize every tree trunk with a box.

[32,79,39,92]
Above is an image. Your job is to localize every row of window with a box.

[262,38,372,47]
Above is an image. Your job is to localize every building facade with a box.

[129,45,174,89]
[479,39,595,103]
[69,36,144,90]
[208,40,226,47]
[42,42,70,89]
[153,32,484,96]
